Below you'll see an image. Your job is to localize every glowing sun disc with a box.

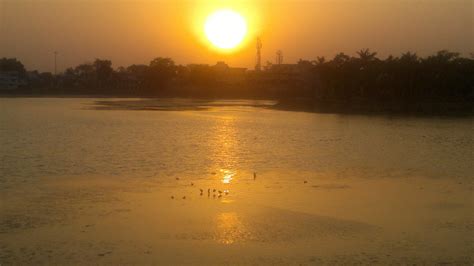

[204,10,247,49]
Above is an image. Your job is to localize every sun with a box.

[204,9,248,50]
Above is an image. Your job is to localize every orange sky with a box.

[0,0,472,72]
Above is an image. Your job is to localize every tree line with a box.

[1,49,473,109]
[302,49,473,102]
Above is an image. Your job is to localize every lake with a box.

[0,98,473,264]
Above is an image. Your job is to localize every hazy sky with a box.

[1,0,472,72]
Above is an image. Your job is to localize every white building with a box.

[0,71,26,90]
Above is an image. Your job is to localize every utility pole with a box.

[276,50,283,65]
[54,51,58,76]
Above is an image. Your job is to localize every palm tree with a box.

[315,56,326,65]
[356,48,378,62]
[332,53,351,67]
[400,52,419,63]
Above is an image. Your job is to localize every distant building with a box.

[246,62,320,97]
[212,61,247,85]
[257,64,305,88]
[26,71,41,85]
[0,71,26,90]
[268,64,301,80]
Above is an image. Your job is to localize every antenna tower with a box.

[255,37,262,71]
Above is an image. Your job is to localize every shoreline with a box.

[273,98,474,117]
[2,93,473,116]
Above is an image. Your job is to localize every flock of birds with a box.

[170,172,309,200]
[170,187,230,200]
[170,177,231,200]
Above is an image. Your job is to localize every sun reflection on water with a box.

[215,212,249,244]
[209,116,238,180]
[221,169,235,184]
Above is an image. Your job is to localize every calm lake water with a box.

[0,98,473,264]
[0,98,472,185]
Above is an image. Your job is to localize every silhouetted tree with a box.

[356,48,378,62]
[72,63,94,90]
[332,53,351,67]
[6,50,473,113]
[0,58,26,77]
[315,57,326,65]
[93,59,113,88]
[144,57,176,94]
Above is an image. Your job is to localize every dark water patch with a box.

[429,201,466,210]
[88,98,276,111]
[312,184,351,190]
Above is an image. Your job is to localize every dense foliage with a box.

[2,50,473,111]
[307,50,473,102]
[0,58,26,77]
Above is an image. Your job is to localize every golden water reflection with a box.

[209,117,238,183]
[221,169,235,184]
[215,212,250,244]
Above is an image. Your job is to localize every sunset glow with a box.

[1,1,472,264]
[204,9,247,50]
